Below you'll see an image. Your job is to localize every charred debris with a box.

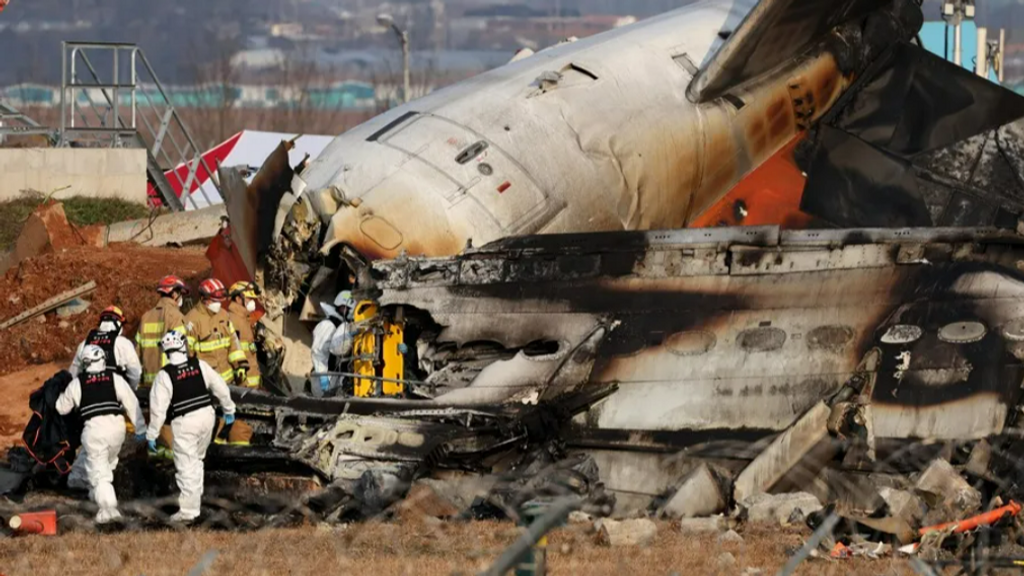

[9,224,1024,564]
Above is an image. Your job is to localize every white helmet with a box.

[160,330,188,354]
[334,290,355,310]
[81,344,107,373]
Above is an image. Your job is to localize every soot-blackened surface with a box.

[865,262,1024,408]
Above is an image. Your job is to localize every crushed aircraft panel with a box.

[366,226,1024,442]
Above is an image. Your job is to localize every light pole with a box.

[377,14,410,104]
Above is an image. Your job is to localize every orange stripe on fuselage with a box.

[690,134,813,229]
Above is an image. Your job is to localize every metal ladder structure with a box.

[58,41,220,211]
[0,102,54,143]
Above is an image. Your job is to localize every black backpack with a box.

[21,370,82,475]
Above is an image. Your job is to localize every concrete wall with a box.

[0,148,148,204]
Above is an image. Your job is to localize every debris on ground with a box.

[0,281,95,331]
[914,459,983,521]
[54,297,90,318]
[719,529,744,544]
[739,492,823,525]
[678,515,730,534]
[595,518,658,547]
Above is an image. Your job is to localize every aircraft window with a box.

[737,327,786,352]
[672,53,698,75]
[880,324,922,344]
[807,325,854,352]
[1001,318,1024,342]
[456,140,489,165]
[664,330,716,356]
[938,321,986,344]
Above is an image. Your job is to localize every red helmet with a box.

[198,278,227,301]
[156,275,190,297]
[99,305,126,324]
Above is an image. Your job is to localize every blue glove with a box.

[147,440,157,453]
[319,376,331,392]
[224,413,235,426]
[135,432,147,442]
[398,343,409,354]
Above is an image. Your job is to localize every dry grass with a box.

[0,520,919,576]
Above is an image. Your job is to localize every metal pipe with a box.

[60,42,67,145]
[112,47,119,146]
[482,498,581,576]
[310,371,423,387]
[130,48,137,130]
[954,22,962,66]
[69,47,78,130]
[977,26,988,77]
[401,29,411,103]
[1000,29,1006,82]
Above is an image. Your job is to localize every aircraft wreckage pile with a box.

[8,225,1024,564]
[11,0,1024,566]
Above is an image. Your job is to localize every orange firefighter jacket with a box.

[227,301,261,388]
[135,297,188,387]
[184,304,247,383]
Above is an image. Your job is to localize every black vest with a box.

[85,330,125,377]
[163,358,212,420]
[79,370,123,420]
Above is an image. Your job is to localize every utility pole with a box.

[942,0,975,67]
[378,14,411,104]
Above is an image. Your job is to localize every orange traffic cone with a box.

[9,510,57,535]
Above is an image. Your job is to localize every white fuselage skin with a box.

[295,0,848,261]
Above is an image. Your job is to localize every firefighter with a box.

[184,278,247,384]
[227,281,262,388]
[56,345,145,524]
[136,275,190,388]
[145,330,235,523]
[185,278,251,445]
[66,305,142,490]
[310,290,355,396]
[69,306,141,389]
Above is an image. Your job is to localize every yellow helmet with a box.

[229,281,259,300]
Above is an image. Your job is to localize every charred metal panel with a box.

[729,244,897,275]
[689,0,906,102]
[367,227,1024,441]
[800,41,1024,228]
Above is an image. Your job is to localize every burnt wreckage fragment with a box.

[188,225,1024,518]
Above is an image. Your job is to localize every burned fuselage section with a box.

[361,226,1024,445]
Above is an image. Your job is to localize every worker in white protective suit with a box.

[310,290,356,396]
[69,305,143,388]
[145,330,236,523]
[67,305,143,491]
[56,344,145,524]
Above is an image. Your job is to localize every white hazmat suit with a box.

[311,293,355,395]
[67,320,144,490]
[146,346,236,522]
[56,345,144,524]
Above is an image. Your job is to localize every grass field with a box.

[0,521,917,576]
[0,191,150,249]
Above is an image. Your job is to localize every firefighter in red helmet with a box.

[135,275,190,388]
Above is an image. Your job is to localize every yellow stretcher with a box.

[351,300,405,398]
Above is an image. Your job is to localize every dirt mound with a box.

[0,244,210,375]
[0,362,62,449]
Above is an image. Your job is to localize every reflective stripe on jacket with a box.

[227,301,261,388]
[135,297,187,387]
[184,304,245,382]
